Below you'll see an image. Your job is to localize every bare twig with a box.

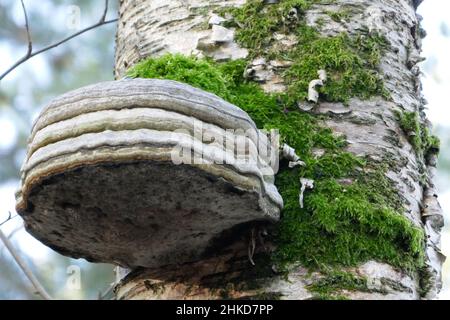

[0,229,53,300]
[0,211,19,227]
[99,0,109,23]
[21,0,32,56]
[0,0,118,81]
[0,211,11,226]
[1,0,34,82]
[0,224,23,256]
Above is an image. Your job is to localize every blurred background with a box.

[0,0,449,299]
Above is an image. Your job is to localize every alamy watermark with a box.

[169,120,280,176]
[66,265,81,290]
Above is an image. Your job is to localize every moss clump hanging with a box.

[397,110,440,158]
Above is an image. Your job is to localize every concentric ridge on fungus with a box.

[15,78,283,268]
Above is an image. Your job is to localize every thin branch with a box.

[0,211,19,227]
[26,18,117,59]
[0,211,11,226]
[100,0,109,23]
[0,223,23,257]
[20,0,32,56]
[0,229,53,300]
[0,0,117,81]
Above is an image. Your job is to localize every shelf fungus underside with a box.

[15,79,283,268]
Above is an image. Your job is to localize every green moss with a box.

[127,53,424,274]
[274,169,424,271]
[307,270,370,299]
[396,111,440,158]
[423,128,441,156]
[219,0,389,103]
[315,16,326,28]
[397,111,421,151]
[125,0,430,296]
[285,29,388,103]
[325,9,352,22]
[126,54,233,100]
[252,292,283,300]
[418,266,435,297]
[219,0,312,54]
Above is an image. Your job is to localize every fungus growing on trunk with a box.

[15,78,283,268]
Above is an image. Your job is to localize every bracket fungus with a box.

[15,78,283,268]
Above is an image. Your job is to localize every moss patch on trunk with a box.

[126,0,426,298]
[396,110,440,158]
[219,0,389,103]
[128,54,424,273]
[307,270,371,300]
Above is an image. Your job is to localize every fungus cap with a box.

[15,79,282,268]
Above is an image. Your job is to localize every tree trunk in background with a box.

[113,0,444,299]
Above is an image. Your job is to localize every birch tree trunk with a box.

[113,0,444,300]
